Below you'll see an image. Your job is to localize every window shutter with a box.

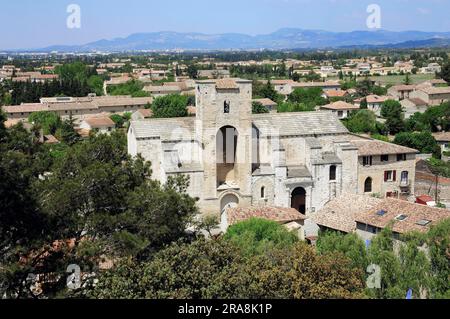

[393,170,397,182]
[384,171,388,182]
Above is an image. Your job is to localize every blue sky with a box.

[1,0,450,50]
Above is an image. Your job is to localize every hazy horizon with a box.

[1,0,450,50]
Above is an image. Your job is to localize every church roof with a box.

[252,111,349,137]
[129,117,196,140]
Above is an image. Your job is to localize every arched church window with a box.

[261,186,265,199]
[224,101,230,114]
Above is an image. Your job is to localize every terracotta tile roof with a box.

[292,80,341,88]
[432,132,450,142]
[350,137,418,156]
[215,78,238,89]
[390,85,417,92]
[310,193,383,233]
[252,98,277,107]
[419,86,450,95]
[321,101,359,110]
[137,108,153,118]
[407,98,428,106]
[325,90,348,98]
[356,198,450,234]
[227,206,306,226]
[43,135,59,144]
[366,95,389,104]
[83,116,115,128]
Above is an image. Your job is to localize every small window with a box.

[395,214,408,221]
[224,101,230,114]
[416,219,431,226]
[381,155,389,162]
[397,154,406,161]
[363,156,373,166]
[376,210,387,216]
[364,177,373,193]
[337,111,343,117]
[261,187,265,199]
[329,165,337,181]
[384,170,396,182]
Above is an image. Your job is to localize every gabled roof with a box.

[350,137,418,156]
[227,206,306,226]
[321,101,359,110]
[252,111,349,137]
[83,117,115,128]
[129,117,196,140]
[356,198,450,234]
[311,193,382,233]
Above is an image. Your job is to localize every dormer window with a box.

[224,101,230,114]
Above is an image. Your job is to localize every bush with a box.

[224,218,299,256]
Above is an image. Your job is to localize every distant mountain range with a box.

[26,28,450,52]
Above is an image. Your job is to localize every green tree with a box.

[393,131,441,158]
[344,110,378,134]
[187,64,199,79]
[223,218,299,256]
[427,218,450,298]
[439,62,450,83]
[381,100,405,134]
[88,239,365,299]
[151,94,189,118]
[317,231,368,271]
[28,111,61,135]
[252,101,269,114]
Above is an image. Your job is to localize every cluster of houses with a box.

[0,64,59,83]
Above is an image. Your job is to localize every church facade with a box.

[128,78,416,215]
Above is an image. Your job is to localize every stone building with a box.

[128,78,416,215]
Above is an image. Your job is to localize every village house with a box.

[79,116,116,135]
[144,85,182,97]
[252,98,278,113]
[401,98,429,118]
[310,193,450,241]
[320,101,359,119]
[131,108,153,121]
[128,78,417,216]
[410,86,450,105]
[2,95,152,122]
[432,132,450,160]
[388,85,417,100]
[365,95,390,115]
[355,198,450,241]
[198,69,231,79]
[349,136,418,199]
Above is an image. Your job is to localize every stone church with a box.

[128,78,416,215]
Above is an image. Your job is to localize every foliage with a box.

[88,239,365,299]
[405,102,450,132]
[223,218,299,256]
[393,131,441,157]
[287,87,327,108]
[381,100,405,134]
[28,111,61,135]
[252,101,269,114]
[277,101,316,113]
[151,94,189,118]
[317,231,368,271]
[253,81,282,104]
[107,80,149,97]
[439,62,450,83]
[343,110,379,134]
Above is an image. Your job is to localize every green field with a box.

[368,74,435,85]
